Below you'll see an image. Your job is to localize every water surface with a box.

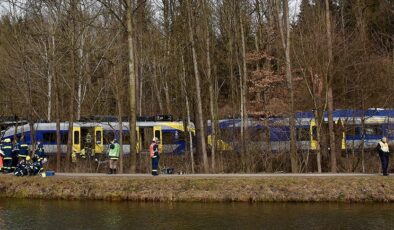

[0,199,393,230]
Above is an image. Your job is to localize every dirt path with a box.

[55,173,383,177]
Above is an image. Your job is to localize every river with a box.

[0,199,393,229]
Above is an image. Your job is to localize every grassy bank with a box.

[0,175,394,202]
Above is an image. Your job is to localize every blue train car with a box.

[208,109,394,152]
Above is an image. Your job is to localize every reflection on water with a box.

[0,199,393,230]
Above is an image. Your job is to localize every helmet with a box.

[4,138,11,143]
[152,137,159,142]
[26,156,31,161]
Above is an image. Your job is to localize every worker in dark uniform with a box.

[34,141,47,171]
[149,137,160,176]
[376,137,390,176]
[2,138,13,173]
[14,155,31,177]
[18,137,29,161]
[12,139,20,170]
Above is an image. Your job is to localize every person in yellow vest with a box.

[376,137,390,176]
[108,139,120,174]
[2,138,13,173]
[149,137,160,176]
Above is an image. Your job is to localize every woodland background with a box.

[0,0,393,173]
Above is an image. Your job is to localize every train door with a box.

[94,126,104,154]
[139,126,154,152]
[310,119,318,150]
[72,127,81,154]
[136,127,141,152]
[153,125,162,151]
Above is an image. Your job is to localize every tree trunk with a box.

[66,0,77,171]
[117,91,124,174]
[50,21,61,172]
[239,10,248,169]
[187,0,209,173]
[325,0,336,173]
[314,110,323,173]
[152,59,164,112]
[181,55,195,173]
[203,0,216,172]
[277,0,299,173]
[126,0,137,173]
[77,31,84,121]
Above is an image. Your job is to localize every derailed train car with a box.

[208,109,394,153]
[1,119,195,156]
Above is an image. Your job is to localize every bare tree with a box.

[187,0,209,173]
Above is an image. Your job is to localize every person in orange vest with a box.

[149,137,160,176]
[0,140,4,172]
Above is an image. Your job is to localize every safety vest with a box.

[19,143,29,157]
[379,141,389,153]
[108,143,120,159]
[2,143,13,159]
[149,143,159,158]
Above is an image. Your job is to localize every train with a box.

[209,109,394,152]
[1,118,195,156]
[1,109,393,156]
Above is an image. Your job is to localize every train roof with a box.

[2,121,193,139]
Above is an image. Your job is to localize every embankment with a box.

[1,175,394,202]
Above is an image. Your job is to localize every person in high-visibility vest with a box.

[0,140,4,172]
[376,137,390,176]
[2,138,13,173]
[18,137,29,161]
[108,139,120,174]
[149,137,160,176]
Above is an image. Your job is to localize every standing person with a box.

[2,138,13,173]
[0,140,4,172]
[34,141,46,161]
[376,137,390,176]
[149,137,160,176]
[108,139,120,174]
[18,137,29,161]
[12,139,20,170]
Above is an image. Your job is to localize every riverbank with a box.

[1,174,393,202]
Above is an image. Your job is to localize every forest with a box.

[0,0,393,173]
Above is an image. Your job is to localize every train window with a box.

[122,132,130,144]
[61,132,68,144]
[270,126,290,141]
[104,131,115,145]
[95,130,102,144]
[346,125,361,137]
[162,132,176,144]
[154,130,161,140]
[249,128,264,142]
[221,127,240,142]
[312,126,318,141]
[43,132,56,143]
[364,125,383,136]
[177,131,186,140]
[387,126,394,136]
[74,131,80,145]
[297,127,310,141]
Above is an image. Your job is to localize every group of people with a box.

[106,137,160,176]
[0,138,47,176]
